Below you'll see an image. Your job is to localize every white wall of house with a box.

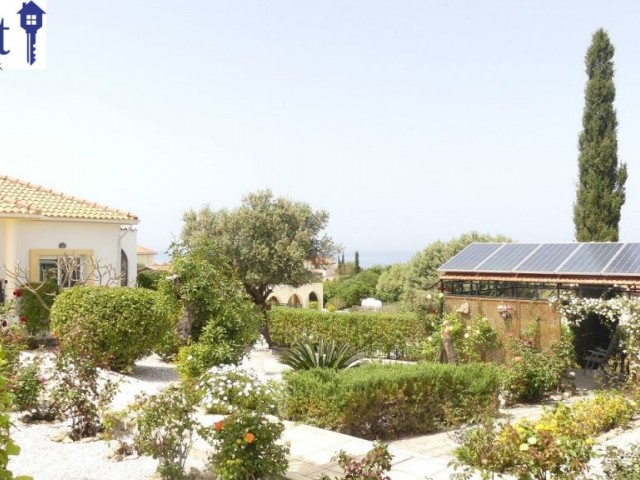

[0,218,137,290]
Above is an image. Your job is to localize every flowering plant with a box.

[197,364,278,415]
[497,303,514,319]
[551,294,640,380]
[205,409,289,480]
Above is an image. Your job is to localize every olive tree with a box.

[181,189,338,342]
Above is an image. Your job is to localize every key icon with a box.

[18,1,45,65]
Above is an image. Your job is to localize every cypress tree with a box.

[354,250,361,274]
[574,29,627,242]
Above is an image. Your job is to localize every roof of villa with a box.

[0,175,138,223]
[136,245,157,255]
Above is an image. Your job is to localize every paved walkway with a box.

[178,350,639,480]
[99,350,639,480]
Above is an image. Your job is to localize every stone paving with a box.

[104,349,639,480]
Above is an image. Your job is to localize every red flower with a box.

[1,320,7,328]
[214,421,224,432]
[19,316,28,324]
[244,432,256,444]
[13,288,22,298]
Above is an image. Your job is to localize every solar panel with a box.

[515,243,581,273]
[558,243,625,274]
[439,243,503,271]
[603,243,640,275]
[476,243,539,271]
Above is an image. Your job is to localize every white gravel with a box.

[8,355,178,480]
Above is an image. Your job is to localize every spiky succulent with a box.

[280,339,365,371]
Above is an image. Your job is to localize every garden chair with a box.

[583,331,620,375]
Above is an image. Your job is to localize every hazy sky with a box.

[2,1,640,265]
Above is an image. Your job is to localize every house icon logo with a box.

[0,0,47,70]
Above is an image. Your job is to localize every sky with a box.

[2,1,640,267]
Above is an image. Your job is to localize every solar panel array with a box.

[439,243,640,276]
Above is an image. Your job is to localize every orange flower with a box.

[244,432,256,444]
[214,421,224,432]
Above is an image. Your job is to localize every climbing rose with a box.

[244,432,256,444]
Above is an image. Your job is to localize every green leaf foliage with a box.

[17,280,57,337]
[375,264,408,303]
[50,287,173,372]
[269,307,431,359]
[574,29,627,241]
[205,410,289,480]
[282,362,500,440]
[163,239,262,343]
[280,340,365,370]
[406,231,511,293]
[0,350,32,480]
[181,189,338,308]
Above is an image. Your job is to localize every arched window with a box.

[121,249,129,286]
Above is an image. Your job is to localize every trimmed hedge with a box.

[50,286,173,372]
[269,308,431,359]
[282,362,500,440]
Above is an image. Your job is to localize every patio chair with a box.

[583,331,620,375]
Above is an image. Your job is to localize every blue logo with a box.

[0,1,47,70]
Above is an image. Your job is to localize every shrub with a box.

[501,325,575,405]
[280,340,365,370]
[419,314,500,363]
[205,410,289,480]
[597,443,640,479]
[50,286,173,372]
[452,391,638,480]
[197,364,277,415]
[538,392,638,438]
[269,307,431,359]
[320,442,393,480]
[11,354,57,421]
[0,323,29,379]
[0,350,32,480]
[16,281,57,337]
[132,384,200,480]
[452,418,594,480]
[282,362,500,440]
[176,322,240,381]
[49,352,118,440]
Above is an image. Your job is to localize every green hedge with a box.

[269,308,431,359]
[50,286,173,372]
[282,362,500,440]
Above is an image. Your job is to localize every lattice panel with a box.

[444,296,562,364]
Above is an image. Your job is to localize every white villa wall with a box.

[1,218,137,289]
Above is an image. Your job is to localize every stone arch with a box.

[288,294,302,307]
[308,291,319,309]
[268,296,280,306]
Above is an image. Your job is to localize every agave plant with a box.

[280,339,365,370]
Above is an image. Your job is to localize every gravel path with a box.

[8,355,177,480]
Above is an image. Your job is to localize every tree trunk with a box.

[442,330,458,364]
[245,284,273,346]
[176,304,194,343]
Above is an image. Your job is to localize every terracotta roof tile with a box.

[136,245,157,255]
[0,175,138,223]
